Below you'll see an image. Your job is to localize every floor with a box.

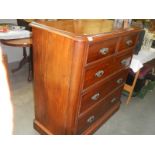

[9,62,155,135]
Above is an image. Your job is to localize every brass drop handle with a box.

[91,93,100,101]
[117,78,123,84]
[111,98,116,103]
[100,48,109,55]
[121,59,130,67]
[87,115,95,124]
[95,70,104,78]
[126,40,133,46]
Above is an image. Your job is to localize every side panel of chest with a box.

[32,28,87,134]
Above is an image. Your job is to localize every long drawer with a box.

[80,69,128,113]
[77,87,122,134]
[84,56,115,89]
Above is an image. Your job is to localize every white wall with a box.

[0,19,29,63]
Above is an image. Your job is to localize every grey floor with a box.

[9,62,155,135]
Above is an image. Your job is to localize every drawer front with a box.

[118,32,138,52]
[87,38,118,63]
[80,69,128,113]
[77,87,122,134]
[115,50,133,70]
[84,56,115,89]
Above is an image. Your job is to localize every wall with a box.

[0,19,29,63]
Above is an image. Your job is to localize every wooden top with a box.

[31,19,140,38]
[1,38,32,47]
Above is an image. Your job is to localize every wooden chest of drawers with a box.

[31,20,141,135]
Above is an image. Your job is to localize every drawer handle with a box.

[126,40,133,46]
[111,98,116,103]
[100,48,109,55]
[117,78,123,84]
[95,70,104,78]
[121,58,130,67]
[91,93,100,101]
[87,115,95,124]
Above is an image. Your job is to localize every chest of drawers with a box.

[31,20,141,134]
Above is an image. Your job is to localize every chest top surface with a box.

[31,19,140,38]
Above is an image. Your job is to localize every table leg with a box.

[12,47,29,73]
[27,47,33,81]
[123,70,140,104]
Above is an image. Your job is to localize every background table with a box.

[1,38,33,81]
[124,48,155,104]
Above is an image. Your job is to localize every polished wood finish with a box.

[80,69,129,113]
[115,49,133,70]
[33,19,140,36]
[1,38,32,47]
[118,33,138,52]
[77,86,123,134]
[84,56,115,89]
[87,37,118,63]
[31,20,141,135]
[32,28,79,134]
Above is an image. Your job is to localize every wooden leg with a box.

[124,70,140,104]
[27,47,33,81]
[12,47,28,73]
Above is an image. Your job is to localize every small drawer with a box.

[115,50,133,70]
[118,32,138,52]
[80,69,128,113]
[77,87,122,134]
[84,56,115,89]
[87,38,118,63]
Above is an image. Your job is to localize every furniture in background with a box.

[124,48,155,104]
[31,19,141,135]
[0,20,32,81]
[16,20,33,81]
[1,38,33,81]
[17,19,32,31]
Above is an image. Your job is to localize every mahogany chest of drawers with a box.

[31,20,141,134]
